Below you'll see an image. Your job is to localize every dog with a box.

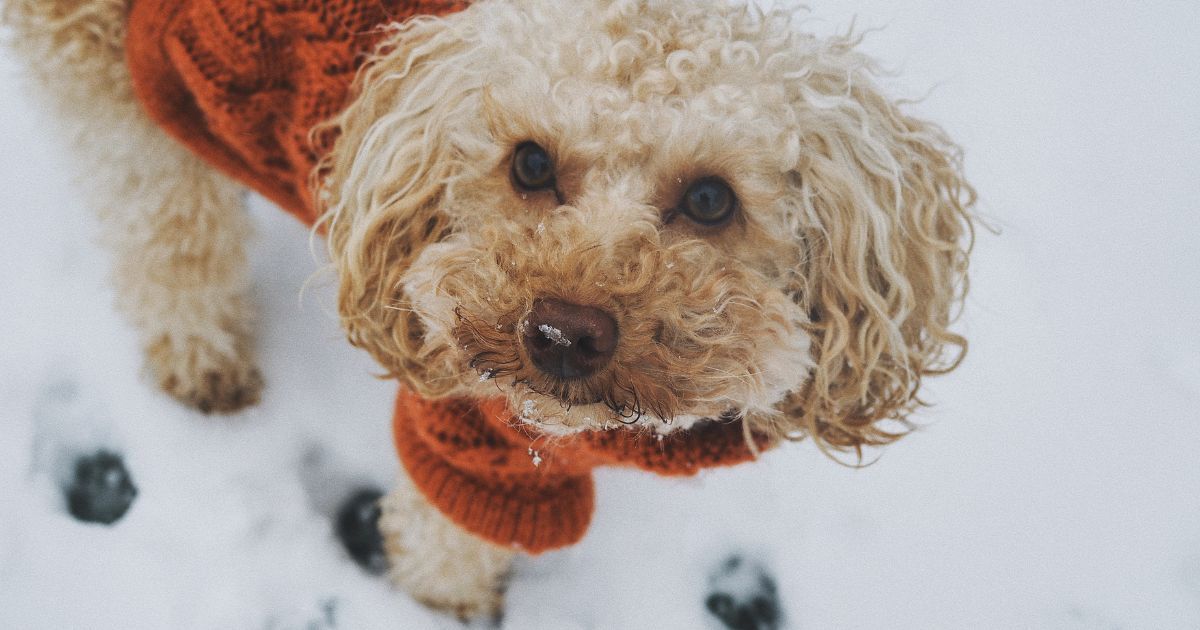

[4,0,975,618]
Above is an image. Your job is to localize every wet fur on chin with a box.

[319,0,976,455]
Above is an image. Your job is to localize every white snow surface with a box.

[3,2,1200,628]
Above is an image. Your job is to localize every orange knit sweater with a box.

[127,0,768,553]
[394,392,764,552]
[126,0,469,223]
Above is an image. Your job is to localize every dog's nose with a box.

[522,299,618,380]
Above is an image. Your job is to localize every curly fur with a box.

[319,0,975,452]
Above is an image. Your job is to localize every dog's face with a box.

[321,0,974,450]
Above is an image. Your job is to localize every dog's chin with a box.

[480,382,705,437]
[517,399,618,437]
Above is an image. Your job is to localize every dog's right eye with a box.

[512,142,555,191]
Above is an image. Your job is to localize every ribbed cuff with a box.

[393,392,596,553]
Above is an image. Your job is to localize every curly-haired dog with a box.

[4,0,974,618]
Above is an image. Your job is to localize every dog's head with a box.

[319,0,974,453]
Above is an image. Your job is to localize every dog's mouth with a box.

[453,305,677,429]
[483,358,655,429]
[519,385,604,407]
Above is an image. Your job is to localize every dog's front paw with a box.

[384,518,510,623]
[146,335,263,414]
[379,474,515,623]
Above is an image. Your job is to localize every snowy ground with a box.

[2,1,1199,628]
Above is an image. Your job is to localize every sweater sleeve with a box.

[126,0,314,219]
[125,0,470,225]
[392,391,597,554]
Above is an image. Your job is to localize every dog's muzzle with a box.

[521,298,618,380]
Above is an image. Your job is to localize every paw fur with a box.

[147,335,263,414]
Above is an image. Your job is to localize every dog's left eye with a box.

[512,142,555,191]
[680,177,737,226]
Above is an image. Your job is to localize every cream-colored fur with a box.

[2,0,262,413]
[379,472,516,620]
[4,0,975,619]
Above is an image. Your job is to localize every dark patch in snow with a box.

[335,488,387,575]
[705,555,782,630]
[65,450,137,525]
[1062,605,1126,630]
[321,598,338,627]
[261,598,338,630]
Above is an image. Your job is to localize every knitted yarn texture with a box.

[127,0,469,223]
[394,392,763,552]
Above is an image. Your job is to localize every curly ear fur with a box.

[316,14,480,392]
[770,35,976,454]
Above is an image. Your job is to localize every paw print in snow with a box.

[66,450,137,525]
[335,488,387,575]
[705,555,783,630]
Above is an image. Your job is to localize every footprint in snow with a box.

[335,488,387,575]
[32,378,138,525]
[705,554,783,630]
[66,450,137,524]
[298,447,388,575]
[261,597,338,629]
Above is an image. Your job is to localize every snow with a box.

[538,324,571,347]
[3,1,1200,628]
[520,399,539,424]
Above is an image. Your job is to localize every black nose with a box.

[522,298,618,379]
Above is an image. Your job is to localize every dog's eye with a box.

[681,177,736,225]
[512,142,555,191]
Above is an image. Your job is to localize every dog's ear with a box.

[775,58,976,456]
[315,15,476,391]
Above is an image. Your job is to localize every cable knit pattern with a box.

[127,0,769,553]
[126,0,468,223]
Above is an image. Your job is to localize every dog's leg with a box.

[4,0,262,413]
[379,471,516,620]
[107,146,262,414]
